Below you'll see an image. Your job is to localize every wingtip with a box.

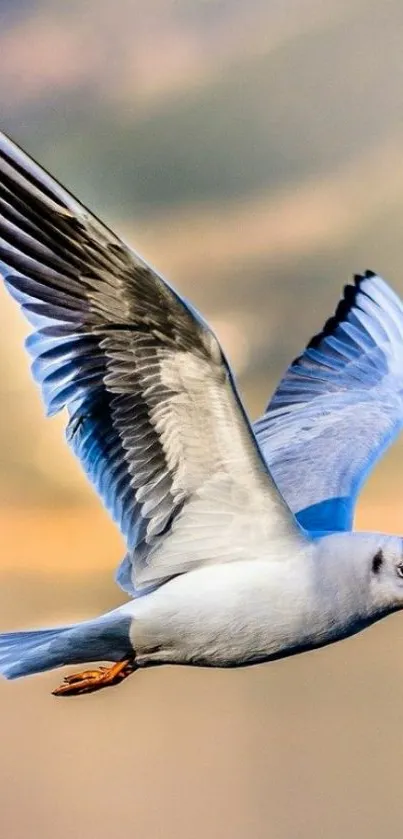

[353,269,378,286]
[305,271,384,354]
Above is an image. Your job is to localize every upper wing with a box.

[0,132,304,594]
[253,272,403,533]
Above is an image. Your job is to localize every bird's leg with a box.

[52,659,136,696]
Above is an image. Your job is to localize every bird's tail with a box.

[0,611,134,679]
[0,626,72,679]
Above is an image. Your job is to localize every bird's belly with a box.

[130,559,320,667]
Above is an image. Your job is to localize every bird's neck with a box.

[309,537,376,644]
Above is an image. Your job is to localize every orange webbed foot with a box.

[52,659,136,696]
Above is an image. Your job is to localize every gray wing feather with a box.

[0,131,304,594]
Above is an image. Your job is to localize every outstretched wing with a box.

[254,272,403,533]
[0,132,304,594]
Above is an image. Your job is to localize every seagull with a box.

[0,132,403,698]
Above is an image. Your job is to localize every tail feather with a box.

[0,627,71,679]
[0,612,134,680]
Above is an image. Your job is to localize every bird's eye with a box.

[396,563,403,579]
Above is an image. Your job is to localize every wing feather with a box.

[0,131,303,594]
[254,272,403,533]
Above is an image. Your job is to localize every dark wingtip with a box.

[306,281,360,351]
[354,269,377,286]
[293,270,383,363]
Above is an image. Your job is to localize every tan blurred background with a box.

[1,1,403,837]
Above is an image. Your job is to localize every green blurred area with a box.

[1,2,403,838]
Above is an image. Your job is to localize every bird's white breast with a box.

[129,554,329,667]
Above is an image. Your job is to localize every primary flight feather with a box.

[0,132,403,696]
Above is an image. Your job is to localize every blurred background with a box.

[1,1,403,837]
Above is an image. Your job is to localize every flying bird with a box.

[0,132,403,697]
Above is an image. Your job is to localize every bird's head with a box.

[316,531,403,623]
[365,533,403,616]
